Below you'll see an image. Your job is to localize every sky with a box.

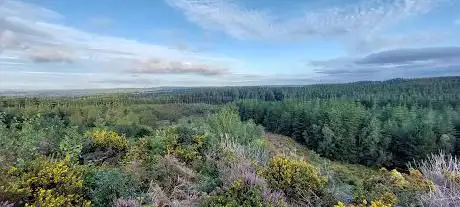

[0,0,459,90]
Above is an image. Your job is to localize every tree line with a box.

[238,99,460,168]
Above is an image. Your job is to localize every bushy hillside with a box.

[1,77,459,206]
[0,104,457,206]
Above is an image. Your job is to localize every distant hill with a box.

[1,76,458,97]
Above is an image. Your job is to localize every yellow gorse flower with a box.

[87,128,128,151]
[4,156,91,206]
[264,155,327,198]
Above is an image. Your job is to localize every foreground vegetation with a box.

[1,76,459,206]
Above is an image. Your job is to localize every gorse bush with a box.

[80,128,129,165]
[174,134,206,164]
[264,155,327,202]
[353,167,434,206]
[85,128,128,151]
[334,196,396,207]
[0,155,91,206]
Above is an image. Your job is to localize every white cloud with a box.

[349,31,449,54]
[130,58,229,75]
[27,46,74,63]
[0,0,238,76]
[0,0,63,21]
[0,69,319,90]
[0,29,18,50]
[309,46,460,81]
[166,0,444,41]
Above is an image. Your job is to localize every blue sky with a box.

[0,0,459,90]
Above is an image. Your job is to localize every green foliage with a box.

[0,155,91,206]
[145,126,179,156]
[197,158,221,193]
[264,155,327,201]
[1,77,459,206]
[0,113,79,163]
[238,98,458,168]
[174,134,206,164]
[206,105,264,146]
[201,178,285,207]
[354,167,435,206]
[84,168,141,207]
[85,128,128,152]
[57,126,85,159]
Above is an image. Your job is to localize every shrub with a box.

[122,138,151,188]
[204,143,286,207]
[148,155,197,195]
[85,128,128,151]
[145,126,179,156]
[1,114,42,162]
[263,155,327,202]
[175,145,202,164]
[201,178,286,207]
[217,137,269,165]
[412,152,460,206]
[336,191,397,206]
[112,198,141,207]
[80,128,129,165]
[355,167,434,206]
[57,126,84,160]
[84,168,141,207]
[205,106,264,145]
[141,156,201,206]
[335,198,395,207]
[0,155,91,206]
[174,134,206,164]
[197,158,221,193]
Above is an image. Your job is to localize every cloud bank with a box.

[356,47,460,65]
[166,0,444,41]
[0,0,236,77]
[130,58,229,76]
[1,0,459,90]
[311,46,460,80]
